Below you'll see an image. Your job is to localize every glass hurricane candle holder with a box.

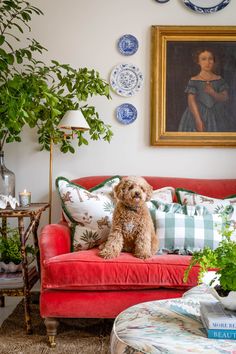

[19,190,31,207]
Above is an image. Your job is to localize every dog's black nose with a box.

[134,191,140,197]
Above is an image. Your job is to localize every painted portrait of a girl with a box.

[178,48,229,132]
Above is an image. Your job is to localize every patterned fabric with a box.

[56,176,120,251]
[151,186,174,204]
[110,297,236,354]
[56,176,174,251]
[176,188,236,218]
[183,283,218,300]
[152,202,226,254]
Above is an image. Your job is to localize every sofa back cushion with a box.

[153,202,230,255]
[72,176,236,201]
[176,188,236,217]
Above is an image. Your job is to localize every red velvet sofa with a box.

[39,176,236,347]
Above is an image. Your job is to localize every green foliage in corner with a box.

[0,227,34,264]
[0,0,113,153]
[184,206,236,291]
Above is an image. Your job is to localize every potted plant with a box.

[0,0,113,194]
[184,206,236,310]
[0,227,35,272]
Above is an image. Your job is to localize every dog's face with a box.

[114,176,153,208]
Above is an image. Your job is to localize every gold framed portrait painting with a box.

[151,26,236,146]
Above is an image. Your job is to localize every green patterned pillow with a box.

[56,176,121,251]
[152,202,235,255]
[176,188,236,218]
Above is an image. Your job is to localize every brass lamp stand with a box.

[48,110,90,223]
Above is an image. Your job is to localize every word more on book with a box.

[200,301,236,340]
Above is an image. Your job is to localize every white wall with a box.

[5,0,236,224]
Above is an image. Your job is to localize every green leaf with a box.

[16,53,23,64]
[68,145,75,153]
[0,35,5,45]
[21,12,31,22]
[6,53,14,64]
[0,48,8,57]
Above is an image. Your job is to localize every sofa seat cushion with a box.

[42,248,199,291]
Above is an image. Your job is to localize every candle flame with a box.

[23,189,27,193]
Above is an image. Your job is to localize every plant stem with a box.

[1,3,31,35]
[0,132,8,151]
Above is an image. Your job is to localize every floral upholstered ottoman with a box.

[110,297,236,354]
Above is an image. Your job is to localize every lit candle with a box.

[19,189,31,207]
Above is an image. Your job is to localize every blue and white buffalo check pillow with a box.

[151,202,235,255]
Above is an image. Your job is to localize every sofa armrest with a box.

[39,223,71,262]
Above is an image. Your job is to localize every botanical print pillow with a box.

[56,176,121,251]
[176,188,236,219]
[147,188,174,226]
[152,201,235,255]
[151,186,175,204]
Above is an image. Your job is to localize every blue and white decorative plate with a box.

[117,34,139,56]
[183,0,230,14]
[110,64,144,97]
[116,104,137,125]
[155,0,170,3]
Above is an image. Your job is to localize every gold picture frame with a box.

[151,26,236,147]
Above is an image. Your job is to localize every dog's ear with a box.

[114,181,122,200]
[114,183,119,195]
[145,184,153,201]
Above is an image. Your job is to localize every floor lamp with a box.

[49,110,90,223]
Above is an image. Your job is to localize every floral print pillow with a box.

[151,186,175,203]
[56,176,121,251]
[176,188,236,219]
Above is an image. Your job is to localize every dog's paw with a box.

[135,252,152,260]
[99,248,120,259]
[151,245,159,255]
[98,242,105,250]
[151,237,159,255]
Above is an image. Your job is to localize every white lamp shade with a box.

[58,110,90,131]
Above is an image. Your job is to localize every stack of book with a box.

[0,266,37,289]
[200,301,236,340]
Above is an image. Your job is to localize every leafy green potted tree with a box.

[0,0,113,195]
[184,206,236,310]
[0,227,34,272]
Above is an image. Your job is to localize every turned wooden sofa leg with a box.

[44,317,59,348]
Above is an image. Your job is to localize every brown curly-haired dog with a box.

[99,176,159,259]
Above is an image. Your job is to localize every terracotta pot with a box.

[210,287,236,311]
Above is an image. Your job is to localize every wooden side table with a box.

[0,203,49,334]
